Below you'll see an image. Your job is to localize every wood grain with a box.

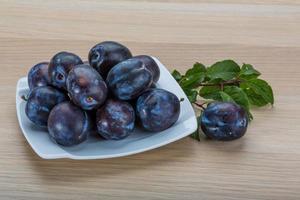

[0,1,300,199]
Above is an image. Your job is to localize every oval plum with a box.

[27,62,51,90]
[106,58,153,100]
[48,102,91,146]
[67,64,108,110]
[136,88,180,132]
[48,51,83,90]
[133,55,160,82]
[200,102,248,141]
[88,41,132,78]
[96,99,135,140]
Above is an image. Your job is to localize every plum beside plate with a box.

[16,57,197,160]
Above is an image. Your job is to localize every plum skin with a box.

[136,88,180,132]
[27,62,51,90]
[200,102,248,141]
[25,86,68,127]
[48,102,91,146]
[133,55,160,83]
[48,51,83,90]
[96,99,135,140]
[106,58,153,100]
[67,64,108,110]
[88,41,132,78]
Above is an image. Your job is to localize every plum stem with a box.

[21,95,28,101]
[193,102,206,110]
[196,79,242,88]
[220,83,224,91]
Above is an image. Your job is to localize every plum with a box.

[88,41,132,78]
[96,99,135,140]
[25,86,68,127]
[133,55,160,82]
[48,102,90,146]
[66,64,108,110]
[106,58,153,100]
[27,62,51,90]
[48,51,83,90]
[136,88,180,132]
[200,102,248,141]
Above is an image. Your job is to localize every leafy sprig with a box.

[172,60,274,141]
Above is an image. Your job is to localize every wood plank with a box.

[0,1,299,199]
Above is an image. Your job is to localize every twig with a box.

[196,79,242,87]
[193,102,206,110]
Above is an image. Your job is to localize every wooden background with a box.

[1,0,300,199]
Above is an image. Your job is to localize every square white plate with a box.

[16,57,197,160]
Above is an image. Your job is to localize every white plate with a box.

[16,58,197,160]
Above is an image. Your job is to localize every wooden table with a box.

[1,1,300,199]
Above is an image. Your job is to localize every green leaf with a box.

[206,60,240,81]
[247,110,254,121]
[183,89,198,103]
[239,64,261,80]
[172,70,182,81]
[219,91,235,103]
[241,79,274,106]
[190,115,201,141]
[242,87,268,106]
[223,86,250,110]
[179,63,206,89]
[185,62,206,76]
[180,73,205,89]
[190,130,200,141]
[199,86,221,100]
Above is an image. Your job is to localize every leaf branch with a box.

[171,60,274,142]
[196,79,243,88]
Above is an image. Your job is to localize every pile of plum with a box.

[25,41,180,146]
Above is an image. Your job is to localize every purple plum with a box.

[67,64,108,110]
[48,102,91,146]
[48,51,83,90]
[200,102,248,141]
[88,41,132,78]
[106,58,153,100]
[96,99,135,140]
[136,88,180,132]
[133,55,160,83]
[27,62,51,90]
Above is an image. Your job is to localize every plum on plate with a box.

[25,86,68,127]
[27,62,51,90]
[136,88,180,132]
[48,102,91,146]
[96,99,135,140]
[106,58,153,100]
[48,51,83,90]
[133,55,160,83]
[88,41,132,78]
[67,64,108,110]
[200,102,248,141]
